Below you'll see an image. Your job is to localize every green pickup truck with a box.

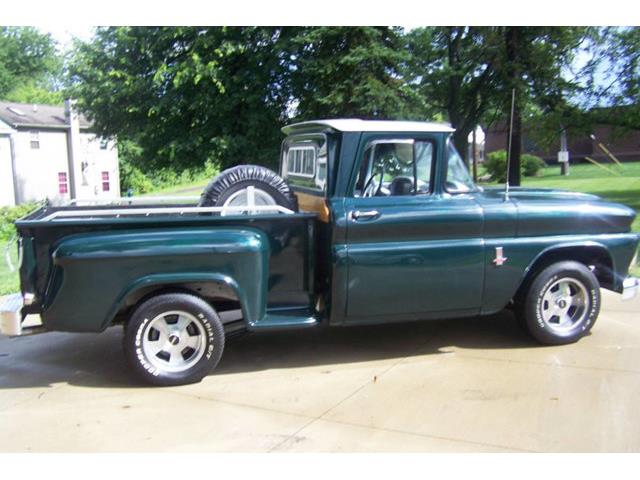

[2,119,638,385]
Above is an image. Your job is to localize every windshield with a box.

[446,142,476,193]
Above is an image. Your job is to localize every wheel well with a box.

[514,246,614,302]
[112,281,243,327]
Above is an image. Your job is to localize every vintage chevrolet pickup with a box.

[1,119,638,385]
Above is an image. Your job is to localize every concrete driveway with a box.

[1,291,638,452]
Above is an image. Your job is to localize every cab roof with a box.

[282,119,455,135]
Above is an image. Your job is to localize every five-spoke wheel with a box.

[124,293,225,386]
[518,261,600,345]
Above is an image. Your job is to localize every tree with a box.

[67,27,293,171]
[496,27,591,185]
[0,27,61,102]
[288,27,418,120]
[405,27,502,159]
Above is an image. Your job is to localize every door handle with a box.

[349,210,380,221]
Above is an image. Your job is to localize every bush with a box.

[0,203,39,242]
[522,154,546,177]
[484,150,545,182]
[118,139,220,195]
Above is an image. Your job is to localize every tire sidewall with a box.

[526,262,600,344]
[124,294,225,386]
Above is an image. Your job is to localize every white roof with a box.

[282,119,455,134]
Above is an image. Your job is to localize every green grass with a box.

[0,241,19,296]
[142,178,210,197]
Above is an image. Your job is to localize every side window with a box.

[354,139,433,198]
[445,143,476,193]
[282,136,327,192]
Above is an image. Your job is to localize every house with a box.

[484,121,640,164]
[0,100,119,207]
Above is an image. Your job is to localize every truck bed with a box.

[15,198,318,330]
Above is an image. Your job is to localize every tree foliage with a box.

[289,27,418,120]
[405,27,503,158]
[68,27,293,170]
[65,26,639,181]
[0,27,61,101]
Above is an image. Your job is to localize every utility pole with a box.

[472,127,478,183]
[559,126,569,176]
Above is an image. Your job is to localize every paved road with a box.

[1,291,638,452]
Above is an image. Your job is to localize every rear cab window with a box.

[281,135,328,194]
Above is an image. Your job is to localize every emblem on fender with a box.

[493,246,508,266]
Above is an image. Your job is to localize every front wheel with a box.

[124,293,225,386]
[518,261,600,345]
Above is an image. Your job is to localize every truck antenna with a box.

[504,88,516,202]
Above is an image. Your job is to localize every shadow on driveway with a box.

[0,310,538,389]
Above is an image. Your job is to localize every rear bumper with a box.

[622,276,639,301]
[0,293,43,336]
[0,293,23,335]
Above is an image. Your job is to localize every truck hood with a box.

[479,186,637,236]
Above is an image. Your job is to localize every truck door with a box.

[343,134,484,323]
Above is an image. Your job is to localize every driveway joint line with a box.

[162,388,317,420]
[314,417,538,453]
[452,352,640,375]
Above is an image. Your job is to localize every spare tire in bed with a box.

[198,164,298,212]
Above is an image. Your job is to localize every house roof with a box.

[0,117,16,135]
[282,119,455,135]
[0,101,92,130]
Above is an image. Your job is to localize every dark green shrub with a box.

[0,203,39,241]
[484,150,545,182]
[522,154,546,177]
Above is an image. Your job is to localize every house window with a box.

[30,131,40,149]
[58,172,68,195]
[101,171,110,192]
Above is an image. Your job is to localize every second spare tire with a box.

[198,164,298,212]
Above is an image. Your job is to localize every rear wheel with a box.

[518,261,600,345]
[124,293,225,386]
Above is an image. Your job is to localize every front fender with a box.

[42,227,269,332]
[482,233,639,315]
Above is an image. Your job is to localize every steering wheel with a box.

[362,165,385,198]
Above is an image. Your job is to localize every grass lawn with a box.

[0,241,19,296]
[142,178,210,197]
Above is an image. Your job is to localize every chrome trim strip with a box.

[39,204,294,221]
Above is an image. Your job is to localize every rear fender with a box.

[42,227,269,332]
[105,272,248,330]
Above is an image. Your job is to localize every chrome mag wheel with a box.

[221,185,278,215]
[540,277,589,333]
[141,310,207,373]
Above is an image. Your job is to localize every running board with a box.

[249,310,318,331]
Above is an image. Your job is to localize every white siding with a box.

[9,129,120,204]
[77,133,120,199]
[13,129,70,204]
[0,135,15,206]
